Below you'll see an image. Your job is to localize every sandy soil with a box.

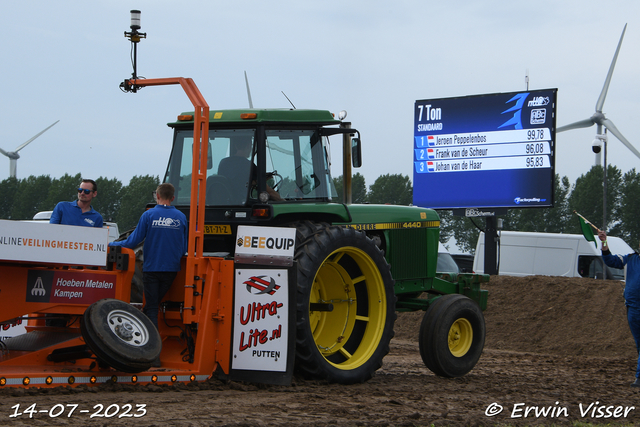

[2,275,640,426]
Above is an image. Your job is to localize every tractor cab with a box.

[163,108,361,253]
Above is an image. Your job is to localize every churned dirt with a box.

[3,275,640,426]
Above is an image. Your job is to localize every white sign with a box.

[235,226,296,266]
[0,220,109,266]
[417,154,551,173]
[232,268,288,372]
[415,128,552,148]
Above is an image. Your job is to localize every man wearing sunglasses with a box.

[49,179,104,228]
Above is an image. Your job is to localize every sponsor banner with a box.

[26,270,117,304]
[0,220,108,266]
[235,226,296,258]
[232,269,288,372]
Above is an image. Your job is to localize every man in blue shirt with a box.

[109,183,188,332]
[49,179,104,227]
[599,230,640,387]
[47,178,104,327]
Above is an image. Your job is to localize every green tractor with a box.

[162,108,489,384]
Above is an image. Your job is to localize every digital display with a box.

[413,89,557,210]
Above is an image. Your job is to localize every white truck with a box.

[437,242,460,274]
[473,231,634,279]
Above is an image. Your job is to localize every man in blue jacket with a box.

[50,179,103,227]
[109,183,188,331]
[599,230,640,387]
[47,179,103,327]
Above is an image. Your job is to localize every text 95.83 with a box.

[525,156,544,168]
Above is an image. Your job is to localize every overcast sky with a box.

[1,1,639,197]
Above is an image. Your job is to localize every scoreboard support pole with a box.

[484,216,499,275]
[452,208,506,275]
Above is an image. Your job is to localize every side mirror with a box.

[351,138,362,168]
[207,142,213,170]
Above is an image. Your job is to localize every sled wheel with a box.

[295,225,396,384]
[81,299,161,373]
[419,294,485,377]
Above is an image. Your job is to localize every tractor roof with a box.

[168,108,341,127]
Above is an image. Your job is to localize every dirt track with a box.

[2,276,640,426]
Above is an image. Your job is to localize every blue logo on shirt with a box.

[152,217,181,228]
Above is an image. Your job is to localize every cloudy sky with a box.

[1,1,639,195]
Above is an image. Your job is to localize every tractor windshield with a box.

[164,127,338,206]
[266,129,338,201]
[164,128,257,206]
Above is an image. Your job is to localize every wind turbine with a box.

[0,120,59,178]
[244,70,254,108]
[557,24,640,163]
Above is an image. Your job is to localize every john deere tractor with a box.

[161,107,488,384]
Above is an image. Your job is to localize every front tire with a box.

[295,225,396,384]
[81,299,161,373]
[419,294,485,377]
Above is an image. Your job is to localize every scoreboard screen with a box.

[413,89,557,210]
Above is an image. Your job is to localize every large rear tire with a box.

[289,220,328,244]
[419,294,485,377]
[81,299,161,373]
[295,225,396,384]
